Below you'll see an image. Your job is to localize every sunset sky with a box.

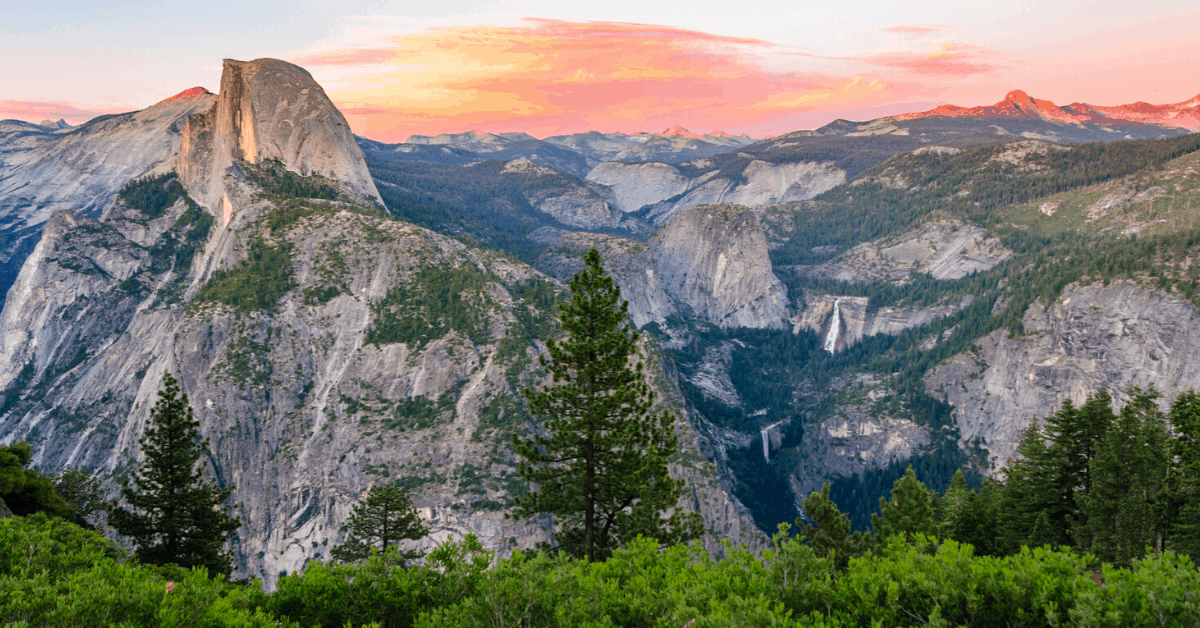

[3,0,1199,140]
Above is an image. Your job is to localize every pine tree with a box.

[110,373,240,577]
[331,484,428,564]
[798,482,863,569]
[1163,391,1200,558]
[1078,388,1169,565]
[512,248,702,561]
[995,391,1116,553]
[871,466,938,544]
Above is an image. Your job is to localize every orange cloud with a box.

[884,25,941,35]
[293,19,902,140]
[853,42,997,76]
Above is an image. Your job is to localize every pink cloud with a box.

[853,42,997,76]
[884,25,941,35]
[307,19,902,140]
[0,99,128,124]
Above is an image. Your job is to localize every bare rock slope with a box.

[804,220,1014,283]
[0,91,217,307]
[926,281,1200,468]
[179,58,381,211]
[536,204,790,330]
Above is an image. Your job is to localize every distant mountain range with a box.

[897,89,1200,131]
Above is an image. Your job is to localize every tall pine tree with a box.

[110,373,241,577]
[513,248,702,561]
[1077,388,1169,565]
[1164,391,1200,558]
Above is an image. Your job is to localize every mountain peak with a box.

[158,86,211,105]
[896,88,1200,130]
[177,58,380,211]
[660,125,705,139]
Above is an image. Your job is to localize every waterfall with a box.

[823,298,842,354]
[762,428,771,463]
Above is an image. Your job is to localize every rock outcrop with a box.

[536,204,790,330]
[803,220,1014,283]
[0,91,216,307]
[794,293,970,352]
[585,160,845,225]
[586,162,691,214]
[178,58,381,211]
[652,204,790,329]
[926,281,1200,469]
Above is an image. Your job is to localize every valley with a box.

[4,55,1200,584]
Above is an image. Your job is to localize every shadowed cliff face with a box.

[926,281,1200,469]
[179,58,381,212]
[0,92,216,309]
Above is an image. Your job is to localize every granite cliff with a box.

[0,90,217,308]
[0,58,761,585]
[926,281,1200,469]
[535,204,789,330]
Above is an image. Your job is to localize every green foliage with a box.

[245,159,339,201]
[52,468,111,527]
[514,249,702,561]
[332,484,429,564]
[1165,391,1200,558]
[366,264,493,350]
[0,514,270,627]
[870,466,938,544]
[194,236,296,312]
[1078,388,1170,566]
[119,172,186,220]
[0,442,71,520]
[797,483,865,569]
[109,373,241,577]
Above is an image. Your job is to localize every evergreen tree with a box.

[512,248,702,561]
[53,468,111,528]
[1165,391,1200,558]
[871,466,938,543]
[996,391,1116,553]
[331,483,428,564]
[798,482,864,569]
[110,373,240,577]
[1078,388,1169,565]
[0,442,72,520]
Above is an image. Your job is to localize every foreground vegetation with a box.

[4,512,1200,627]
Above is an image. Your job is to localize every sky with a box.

[3,1,1199,140]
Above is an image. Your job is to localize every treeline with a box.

[801,388,1200,567]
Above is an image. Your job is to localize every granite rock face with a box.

[0,59,761,586]
[536,204,790,330]
[803,220,1014,283]
[585,160,845,225]
[179,58,381,211]
[0,92,216,308]
[651,204,790,329]
[926,281,1200,468]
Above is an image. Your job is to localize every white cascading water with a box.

[762,428,771,463]
[823,298,842,354]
